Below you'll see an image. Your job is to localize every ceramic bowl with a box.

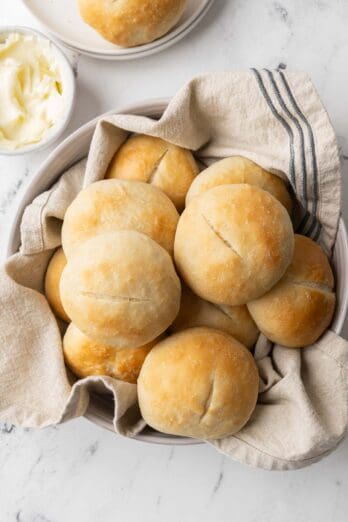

[0,26,76,156]
[6,99,348,445]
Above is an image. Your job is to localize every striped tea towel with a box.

[0,71,346,470]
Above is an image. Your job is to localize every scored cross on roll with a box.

[60,231,181,348]
[138,327,259,440]
[107,134,199,211]
[248,234,336,347]
[175,183,295,306]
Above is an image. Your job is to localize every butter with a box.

[0,32,65,150]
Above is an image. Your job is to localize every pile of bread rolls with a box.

[77,0,188,47]
[45,134,336,440]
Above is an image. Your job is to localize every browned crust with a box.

[77,0,187,47]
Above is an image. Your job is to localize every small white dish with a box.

[0,26,76,156]
[22,0,215,60]
[6,99,348,445]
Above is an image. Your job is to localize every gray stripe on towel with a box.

[251,68,296,187]
[278,71,321,241]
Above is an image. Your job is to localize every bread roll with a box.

[170,285,259,348]
[63,323,162,383]
[247,235,336,347]
[62,179,179,258]
[77,0,187,47]
[186,156,292,213]
[44,248,70,322]
[174,184,294,306]
[60,231,181,348]
[138,327,259,440]
[106,134,199,211]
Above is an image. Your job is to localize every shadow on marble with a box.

[64,78,104,136]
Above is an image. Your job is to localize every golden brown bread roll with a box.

[106,134,199,211]
[62,179,179,258]
[77,0,187,47]
[247,235,336,348]
[60,231,181,348]
[138,327,259,440]
[174,184,294,306]
[44,248,70,322]
[186,156,292,213]
[63,323,162,383]
[170,285,259,348]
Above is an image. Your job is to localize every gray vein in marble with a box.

[121,457,142,499]
[331,477,343,522]
[86,440,99,456]
[165,447,175,469]
[0,423,15,434]
[272,2,289,24]
[27,453,43,478]
[68,439,100,474]
[210,457,225,499]
[211,471,224,497]
[269,1,293,51]
[0,167,30,215]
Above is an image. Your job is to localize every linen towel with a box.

[0,71,346,470]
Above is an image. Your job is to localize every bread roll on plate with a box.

[186,156,292,213]
[62,179,179,258]
[60,231,181,348]
[248,235,336,347]
[77,0,187,47]
[138,327,259,440]
[63,323,162,383]
[44,247,70,322]
[106,134,199,211]
[175,184,294,306]
[170,285,259,348]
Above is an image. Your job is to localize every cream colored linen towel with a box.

[0,71,347,470]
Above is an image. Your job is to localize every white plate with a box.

[22,0,214,60]
[6,98,348,445]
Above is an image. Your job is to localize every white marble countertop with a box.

[1,1,348,521]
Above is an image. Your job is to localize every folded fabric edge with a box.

[209,433,346,471]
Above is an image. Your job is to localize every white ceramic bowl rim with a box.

[6,98,348,445]
[0,25,76,156]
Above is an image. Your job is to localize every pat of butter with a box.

[0,32,65,150]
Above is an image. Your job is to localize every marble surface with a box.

[1,1,348,521]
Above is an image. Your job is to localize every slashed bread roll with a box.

[174,184,294,306]
[106,134,199,211]
[77,0,187,47]
[62,179,179,258]
[170,285,259,348]
[44,247,70,322]
[247,235,336,347]
[60,231,181,348]
[63,323,162,383]
[138,327,259,440]
[186,156,292,213]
